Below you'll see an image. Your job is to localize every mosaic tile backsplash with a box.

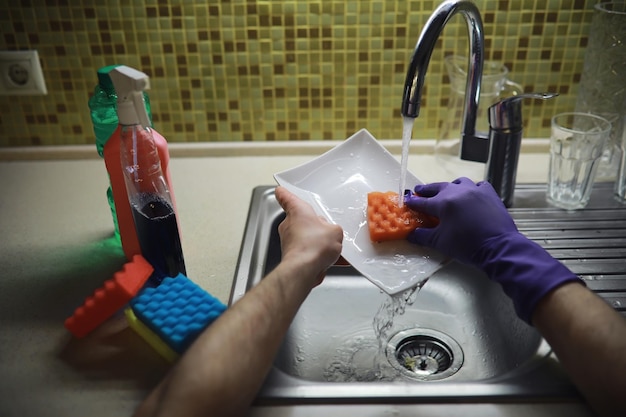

[1,0,597,146]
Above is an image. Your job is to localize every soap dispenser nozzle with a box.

[485,92,558,207]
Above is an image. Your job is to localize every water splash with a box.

[322,282,427,382]
[323,331,399,382]
[373,284,422,350]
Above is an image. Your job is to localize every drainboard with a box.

[511,183,626,315]
[231,182,626,403]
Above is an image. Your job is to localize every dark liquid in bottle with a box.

[131,193,186,283]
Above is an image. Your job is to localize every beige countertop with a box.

[0,141,594,416]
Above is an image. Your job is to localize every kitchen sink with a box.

[231,183,626,403]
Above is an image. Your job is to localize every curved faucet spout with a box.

[401,0,488,162]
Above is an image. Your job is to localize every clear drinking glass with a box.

[547,113,612,210]
[614,109,626,201]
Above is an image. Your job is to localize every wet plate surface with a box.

[274,129,446,294]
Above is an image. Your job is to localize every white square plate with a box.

[274,129,446,294]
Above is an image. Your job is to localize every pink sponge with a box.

[65,254,153,338]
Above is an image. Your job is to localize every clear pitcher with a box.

[576,2,626,182]
[436,55,523,180]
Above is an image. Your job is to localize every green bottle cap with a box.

[97,64,121,93]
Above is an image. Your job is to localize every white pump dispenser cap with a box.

[109,65,151,128]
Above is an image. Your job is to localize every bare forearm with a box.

[134,260,318,417]
[532,282,626,416]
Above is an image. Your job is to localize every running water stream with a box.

[323,115,427,382]
[323,284,425,382]
[373,284,422,349]
[398,116,415,207]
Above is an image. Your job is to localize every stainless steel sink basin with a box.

[231,183,626,403]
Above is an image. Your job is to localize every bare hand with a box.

[274,186,343,284]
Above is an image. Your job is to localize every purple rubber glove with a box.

[405,177,583,324]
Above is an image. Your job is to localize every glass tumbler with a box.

[547,113,612,210]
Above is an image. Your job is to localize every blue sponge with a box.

[130,274,227,354]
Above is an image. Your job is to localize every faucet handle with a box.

[488,92,559,131]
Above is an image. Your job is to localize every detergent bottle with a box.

[105,66,184,281]
[89,64,153,238]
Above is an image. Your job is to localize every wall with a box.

[0,0,595,147]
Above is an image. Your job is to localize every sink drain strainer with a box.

[386,329,463,381]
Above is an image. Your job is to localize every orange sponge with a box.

[367,191,439,242]
[64,254,154,338]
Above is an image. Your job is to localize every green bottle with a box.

[88,65,153,237]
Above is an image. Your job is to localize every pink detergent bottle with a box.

[104,66,180,264]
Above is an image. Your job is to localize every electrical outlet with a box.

[0,50,47,96]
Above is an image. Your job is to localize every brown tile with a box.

[4,33,16,44]
[518,37,529,48]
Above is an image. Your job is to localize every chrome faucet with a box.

[401,0,557,207]
[401,0,487,162]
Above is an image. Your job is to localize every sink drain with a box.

[386,329,463,381]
